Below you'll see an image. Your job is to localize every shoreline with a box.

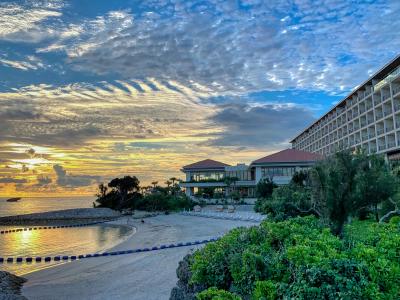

[0,208,120,226]
[21,214,256,300]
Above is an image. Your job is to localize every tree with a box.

[108,176,140,209]
[165,180,172,188]
[256,178,277,199]
[96,183,108,198]
[291,170,310,187]
[355,154,398,221]
[224,176,239,202]
[151,181,158,188]
[169,177,177,186]
[310,151,362,236]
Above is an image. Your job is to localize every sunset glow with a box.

[1,0,399,197]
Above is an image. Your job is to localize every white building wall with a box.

[292,65,400,156]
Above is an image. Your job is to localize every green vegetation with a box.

[95,176,194,212]
[171,151,400,299]
[173,216,399,299]
[255,151,400,235]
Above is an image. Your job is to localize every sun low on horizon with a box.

[0,0,399,197]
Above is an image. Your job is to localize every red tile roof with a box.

[182,159,230,170]
[251,149,323,164]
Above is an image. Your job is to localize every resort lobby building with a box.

[180,149,322,200]
[291,54,400,161]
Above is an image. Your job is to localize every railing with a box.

[374,66,400,91]
[386,125,394,132]
[377,128,385,135]
[375,113,383,120]
[394,103,400,111]
[388,141,396,148]
[393,85,400,96]
[369,133,375,139]
[378,144,386,151]
[382,94,391,101]
[384,109,392,116]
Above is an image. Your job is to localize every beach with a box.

[21,213,255,300]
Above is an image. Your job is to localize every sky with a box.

[0,0,399,196]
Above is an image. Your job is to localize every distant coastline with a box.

[0,208,120,226]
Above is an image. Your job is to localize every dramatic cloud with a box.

[0,1,63,43]
[207,103,315,148]
[53,164,100,187]
[0,0,399,195]
[36,0,400,94]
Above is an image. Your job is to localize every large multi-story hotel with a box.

[291,55,400,160]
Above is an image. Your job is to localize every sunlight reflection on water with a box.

[0,224,134,275]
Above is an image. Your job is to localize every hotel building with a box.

[291,55,400,160]
[180,149,322,200]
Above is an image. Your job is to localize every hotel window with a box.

[261,167,297,177]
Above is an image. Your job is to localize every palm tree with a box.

[169,177,177,186]
[165,180,172,188]
[151,181,158,188]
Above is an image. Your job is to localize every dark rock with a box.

[0,271,27,300]
[170,254,206,300]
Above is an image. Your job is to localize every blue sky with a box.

[0,0,399,194]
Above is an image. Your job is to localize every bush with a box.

[197,287,241,300]
[173,217,400,299]
[255,185,314,221]
[136,193,195,212]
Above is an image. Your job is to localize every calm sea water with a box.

[0,196,134,275]
[0,224,134,275]
[0,196,95,217]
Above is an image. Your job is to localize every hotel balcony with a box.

[386,123,394,133]
[375,111,383,120]
[180,180,255,188]
[382,93,391,102]
[383,106,393,117]
[374,96,382,106]
[394,102,400,112]
[393,85,400,96]
[388,140,396,149]
[378,144,386,151]
[376,127,385,136]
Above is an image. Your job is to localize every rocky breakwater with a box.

[0,208,121,226]
[0,271,27,300]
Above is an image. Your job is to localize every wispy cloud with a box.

[0,1,63,43]
[33,0,400,94]
[0,55,46,71]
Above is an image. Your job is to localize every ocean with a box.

[0,196,133,275]
[0,196,96,217]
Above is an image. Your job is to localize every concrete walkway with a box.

[22,214,255,300]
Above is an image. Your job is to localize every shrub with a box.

[252,280,276,300]
[255,185,314,221]
[197,287,241,300]
[135,193,194,212]
[173,217,400,299]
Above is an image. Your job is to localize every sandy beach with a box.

[22,214,256,300]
